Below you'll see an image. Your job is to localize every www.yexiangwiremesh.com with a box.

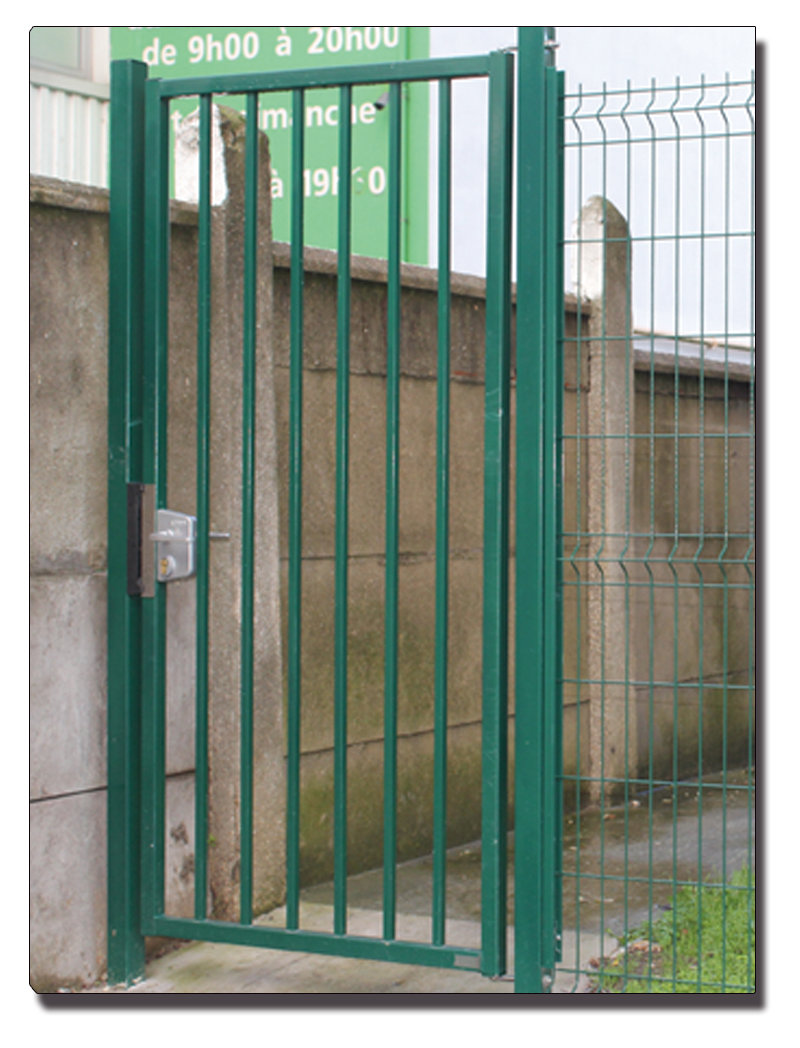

[545,1022,796,1039]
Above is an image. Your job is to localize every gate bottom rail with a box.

[144,915,483,971]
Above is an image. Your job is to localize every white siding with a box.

[30,83,109,188]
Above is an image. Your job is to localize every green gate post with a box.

[481,47,515,980]
[541,45,566,978]
[514,26,564,994]
[107,58,148,987]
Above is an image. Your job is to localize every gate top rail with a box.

[152,54,494,99]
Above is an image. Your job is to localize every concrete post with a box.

[180,106,285,919]
[572,196,637,803]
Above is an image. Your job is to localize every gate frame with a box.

[107,27,563,993]
[513,26,565,994]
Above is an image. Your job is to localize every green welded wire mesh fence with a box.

[556,72,756,993]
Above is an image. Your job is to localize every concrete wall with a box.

[270,248,522,882]
[563,196,755,800]
[29,172,754,989]
[29,178,200,991]
[629,366,754,783]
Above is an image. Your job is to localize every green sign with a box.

[111,27,430,263]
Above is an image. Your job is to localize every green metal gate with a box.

[107,27,563,994]
[108,27,755,997]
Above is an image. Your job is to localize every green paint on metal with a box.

[383,78,402,942]
[333,81,353,937]
[146,913,481,971]
[111,41,536,986]
[432,75,453,949]
[539,59,562,976]
[514,27,551,995]
[239,89,259,927]
[107,57,148,988]
[285,85,306,932]
[480,47,514,981]
[194,92,212,922]
[140,71,170,926]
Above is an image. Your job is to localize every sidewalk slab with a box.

[82,905,598,994]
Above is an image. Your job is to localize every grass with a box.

[594,867,755,993]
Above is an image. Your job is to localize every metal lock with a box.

[151,509,197,583]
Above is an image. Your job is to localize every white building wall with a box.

[30,83,110,188]
[30,27,111,188]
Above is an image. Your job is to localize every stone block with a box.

[30,791,106,991]
[29,204,108,575]
[30,574,106,799]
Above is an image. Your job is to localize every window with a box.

[30,27,91,79]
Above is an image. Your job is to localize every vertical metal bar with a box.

[286,85,305,932]
[619,78,635,987]
[239,89,259,926]
[481,47,514,981]
[596,107,610,984]
[745,70,756,996]
[668,80,687,994]
[695,77,711,990]
[539,54,564,975]
[107,58,147,986]
[194,91,212,922]
[543,57,566,968]
[383,79,402,942]
[432,76,452,948]
[567,85,587,988]
[334,83,353,936]
[644,77,662,992]
[718,75,732,989]
[555,67,567,965]
[141,75,170,927]
[514,27,548,994]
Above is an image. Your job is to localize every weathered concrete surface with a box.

[163,773,198,920]
[30,575,107,798]
[566,196,754,801]
[30,790,107,992]
[30,186,112,992]
[164,580,197,775]
[180,107,286,922]
[574,196,638,803]
[630,369,754,782]
[31,774,205,991]
[29,199,109,578]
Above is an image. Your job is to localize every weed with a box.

[592,867,755,993]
